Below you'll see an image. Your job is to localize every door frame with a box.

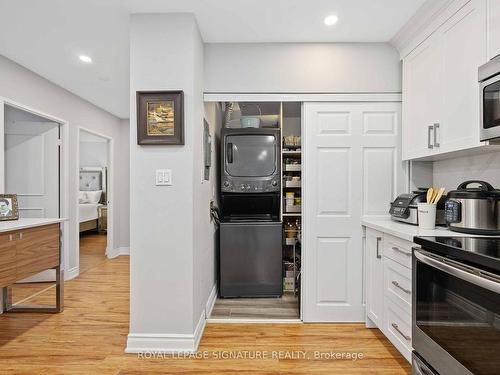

[0,96,70,279]
[76,126,114,263]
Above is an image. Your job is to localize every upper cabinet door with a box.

[402,32,442,160]
[488,0,500,60]
[440,0,487,153]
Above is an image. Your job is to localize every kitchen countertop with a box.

[0,218,66,233]
[361,217,500,242]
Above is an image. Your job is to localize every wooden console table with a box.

[0,219,65,313]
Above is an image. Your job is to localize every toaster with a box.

[390,189,446,226]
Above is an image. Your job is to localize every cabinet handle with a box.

[376,237,382,259]
[427,125,434,149]
[19,232,23,240]
[8,234,13,241]
[392,246,411,256]
[391,322,411,341]
[392,280,411,295]
[433,123,440,147]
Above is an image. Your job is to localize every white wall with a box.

[128,13,207,352]
[0,54,130,276]
[4,113,59,219]
[79,141,108,168]
[433,151,500,191]
[199,102,222,314]
[79,129,109,169]
[204,43,402,93]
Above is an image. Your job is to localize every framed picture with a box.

[0,194,19,221]
[136,91,184,145]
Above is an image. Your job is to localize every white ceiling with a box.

[0,0,425,119]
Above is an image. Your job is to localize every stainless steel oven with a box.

[221,128,280,193]
[479,55,500,141]
[412,237,500,375]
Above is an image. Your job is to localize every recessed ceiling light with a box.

[324,14,339,26]
[79,55,92,63]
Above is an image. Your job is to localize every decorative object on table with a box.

[0,194,19,221]
[203,119,212,181]
[136,91,184,145]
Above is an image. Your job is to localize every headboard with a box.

[79,168,107,203]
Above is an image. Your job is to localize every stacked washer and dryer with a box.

[218,127,283,297]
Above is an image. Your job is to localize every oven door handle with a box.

[414,250,500,294]
[227,142,234,164]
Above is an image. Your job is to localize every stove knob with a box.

[223,181,230,188]
[271,180,278,187]
[246,184,251,190]
[240,185,246,190]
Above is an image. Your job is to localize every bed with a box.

[79,168,106,232]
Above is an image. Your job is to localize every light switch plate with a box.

[155,169,172,186]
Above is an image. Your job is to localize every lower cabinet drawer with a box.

[383,299,412,363]
[384,257,412,312]
[16,224,60,281]
[383,234,413,268]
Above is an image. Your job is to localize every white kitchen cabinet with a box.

[440,0,487,153]
[402,0,488,160]
[365,228,383,327]
[488,0,500,60]
[402,33,442,160]
[362,222,416,363]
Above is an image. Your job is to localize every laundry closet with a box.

[210,101,303,320]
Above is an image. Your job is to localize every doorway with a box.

[208,101,303,322]
[77,128,112,274]
[3,103,63,302]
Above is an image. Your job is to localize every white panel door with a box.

[303,102,403,322]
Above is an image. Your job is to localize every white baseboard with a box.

[125,310,206,354]
[205,284,217,319]
[65,266,79,281]
[107,247,130,259]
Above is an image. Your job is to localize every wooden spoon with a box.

[426,188,434,204]
[433,187,445,204]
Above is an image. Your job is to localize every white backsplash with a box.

[433,151,500,191]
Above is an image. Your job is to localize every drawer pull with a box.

[376,237,382,259]
[9,234,13,241]
[392,280,411,295]
[392,246,411,256]
[391,322,411,341]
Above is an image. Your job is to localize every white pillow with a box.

[86,190,102,204]
[78,191,89,204]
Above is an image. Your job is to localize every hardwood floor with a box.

[0,248,410,374]
[211,294,299,320]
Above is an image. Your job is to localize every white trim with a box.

[206,318,302,324]
[205,284,217,319]
[76,127,114,274]
[390,0,470,58]
[203,93,402,103]
[0,97,70,286]
[107,246,130,259]
[65,266,79,281]
[125,310,206,354]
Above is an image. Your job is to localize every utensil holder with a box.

[418,203,437,230]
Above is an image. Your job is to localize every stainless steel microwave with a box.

[221,127,281,193]
[479,55,500,141]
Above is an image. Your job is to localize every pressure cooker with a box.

[445,180,500,235]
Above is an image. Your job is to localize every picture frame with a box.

[136,91,184,145]
[0,194,19,221]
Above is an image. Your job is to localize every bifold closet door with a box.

[302,102,403,322]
